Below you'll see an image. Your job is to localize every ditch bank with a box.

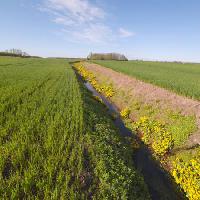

[84,62,200,149]
[72,62,185,199]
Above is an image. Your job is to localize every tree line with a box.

[87,52,128,61]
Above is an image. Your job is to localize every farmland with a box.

[2,0,200,199]
[1,56,199,200]
[93,60,200,100]
[0,57,149,199]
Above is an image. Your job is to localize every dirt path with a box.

[84,62,200,146]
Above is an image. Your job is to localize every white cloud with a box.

[53,17,74,26]
[46,0,105,24]
[40,0,134,44]
[72,24,113,43]
[40,0,111,43]
[119,28,135,38]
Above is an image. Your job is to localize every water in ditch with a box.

[84,81,185,200]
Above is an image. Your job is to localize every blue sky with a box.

[1,0,200,61]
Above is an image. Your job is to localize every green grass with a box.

[93,60,200,100]
[0,57,149,199]
[111,87,196,148]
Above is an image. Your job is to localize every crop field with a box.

[94,60,200,100]
[0,57,149,199]
[2,0,200,199]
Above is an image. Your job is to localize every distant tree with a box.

[0,49,30,57]
[88,52,128,61]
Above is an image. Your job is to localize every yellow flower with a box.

[74,62,115,98]
[171,159,200,200]
[120,108,130,118]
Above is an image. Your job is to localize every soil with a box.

[84,62,200,147]
[186,131,200,147]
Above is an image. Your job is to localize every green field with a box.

[0,57,149,199]
[94,60,200,100]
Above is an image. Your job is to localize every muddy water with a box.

[84,81,183,200]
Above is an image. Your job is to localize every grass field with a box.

[0,57,149,199]
[93,60,200,100]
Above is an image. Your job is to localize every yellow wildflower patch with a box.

[133,116,173,157]
[74,62,114,98]
[171,159,200,200]
[120,108,131,119]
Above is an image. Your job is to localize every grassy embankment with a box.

[89,60,198,149]
[84,60,200,200]
[0,57,149,199]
